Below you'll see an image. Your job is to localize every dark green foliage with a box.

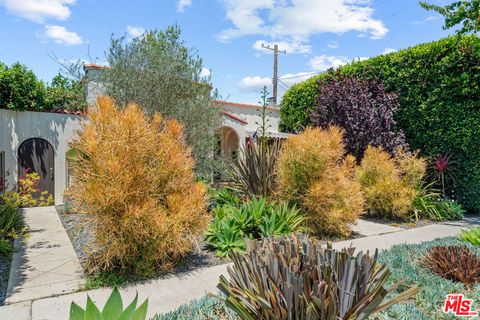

[420,0,480,34]
[208,187,240,208]
[205,198,305,257]
[436,199,465,220]
[459,226,480,245]
[218,234,418,320]
[0,62,86,112]
[281,35,480,212]
[0,204,21,231]
[152,295,238,320]
[69,287,148,320]
[412,185,465,221]
[420,245,480,286]
[280,75,318,132]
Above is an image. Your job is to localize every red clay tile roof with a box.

[214,100,280,112]
[83,63,111,70]
[221,111,248,125]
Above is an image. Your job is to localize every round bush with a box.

[275,126,364,236]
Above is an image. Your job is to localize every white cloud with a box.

[327,41,339,49]
[200,67,211,78]
[39,25,83,45]
[238,76,271,92]
[127,25,145,38]
[218,0,388,42]
[0,0,75,23]
[309,55,350,71]
[177,0,192,12]
[382,48,396,54]
[253,39,311,54]
[412,15,439,25]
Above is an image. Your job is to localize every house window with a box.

[0,152,5,193]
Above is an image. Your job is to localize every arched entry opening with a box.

[18,138,55,201]
[219,126,240,159]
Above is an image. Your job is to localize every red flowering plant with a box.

[430,151,458,198]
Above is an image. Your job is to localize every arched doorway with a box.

[219,126,240,159]
[18,138,55,200]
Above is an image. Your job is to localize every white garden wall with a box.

[0,109,84,204]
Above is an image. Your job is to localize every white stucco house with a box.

[0,64,286,204]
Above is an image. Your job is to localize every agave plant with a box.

[205,199,305,257]
[70,287,148,320]
[232,140,281,199]
[218,234,418,320]
[459,226,480,246]
[420,245,480,287]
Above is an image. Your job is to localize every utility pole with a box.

[261,44,286,105]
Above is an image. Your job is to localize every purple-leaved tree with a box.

[311,75,407,160]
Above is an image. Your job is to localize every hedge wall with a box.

[281,35,480,212]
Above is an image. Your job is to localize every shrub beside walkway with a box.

[0,216,478,319]
[5,206,84,304]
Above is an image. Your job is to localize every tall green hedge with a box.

[281,35,480,212]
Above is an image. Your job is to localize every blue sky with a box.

[0,0,453,104]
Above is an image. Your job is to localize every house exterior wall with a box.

[221,103,281,138]
[0,109,83,204]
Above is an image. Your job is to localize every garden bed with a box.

[0,242,13,305]
[56,205,226,288]
[154,236,478,320]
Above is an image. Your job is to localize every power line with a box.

[280,71,320,80]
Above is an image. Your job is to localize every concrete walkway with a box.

[351,219,403,236]
[5,206,84,304]
[1,217,478,319]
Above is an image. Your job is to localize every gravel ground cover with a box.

[55,204,226,287]
[0,243,12,305]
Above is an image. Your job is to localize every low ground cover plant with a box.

[68,97,209,276]
[275,126,364,237]
[218,234,418,320]
[379,237,480,319]
[70,287,148,320]
[205,198,304,257]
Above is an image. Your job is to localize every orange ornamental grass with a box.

[356,146,426,220]
[68,97,208,275]
[275,126,364,237]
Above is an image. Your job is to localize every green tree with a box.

[419,0,480,34]
[101,25,222,179]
